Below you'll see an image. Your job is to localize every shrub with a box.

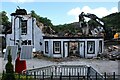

[2,48,15,80]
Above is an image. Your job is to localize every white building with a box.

[4,9,104,59]
[43,36,104,58]
[5,9,44,59]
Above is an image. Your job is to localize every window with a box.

[21,20,27,35]
[53,41,61,54]
[87,41,95,54]
[99,40,102,53]
[22,40,27,45]
[28,40,31,45]
[45,41,48,53]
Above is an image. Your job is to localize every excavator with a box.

[79,12,114,40]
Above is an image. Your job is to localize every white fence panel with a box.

[4,45,18,60]
[20,45,33,59]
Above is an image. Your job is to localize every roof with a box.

[11,9,27,16]
[43,36,103,39]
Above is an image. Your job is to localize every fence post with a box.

[43,72,44,80]
[96,72,97,80]
[69,72,71,80]
[34,72,36,79]
[26,71,28,80]
[55,66,57,77]
[60,72,62,80]
[18,73,20,80]
[87,66,90,80]
[78,72,79,80]
[51,72,53,80]
[104,72,106,80]
[113,72,115,80]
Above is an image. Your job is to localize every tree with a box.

[2,48,15,80]
[0,11,11,34]
[0,11,10,26]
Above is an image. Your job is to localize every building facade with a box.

[5,9,44,59]
[4,9,104,59]
[43,36,104,58]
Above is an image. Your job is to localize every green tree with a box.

[0,11,10,26]
[2,48,15,80]
[0,11,11,34]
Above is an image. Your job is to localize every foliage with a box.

[53,12,120,38]
[2,48,15,80]
[1,10,120,37]
[0,11,11,34]
[15,73,34,80]
[31,10,53,27]
[0,11,10,26]
[102,12,120,32]
[52,23,82,35]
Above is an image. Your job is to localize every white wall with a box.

[34,19,44,52]
[43,38,104,58]
[6,15,44,53]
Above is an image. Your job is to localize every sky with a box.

[1,0,120,25]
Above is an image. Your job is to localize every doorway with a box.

[63,41,85,58]
[63,42,68,57]
[68,42,79,57]
[79,41,85,58]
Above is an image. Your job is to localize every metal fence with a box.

[26,65,104,80]
[88,66,104,80]
[26,65,88,78]
[2,72,120,80]
[2,65,120,80]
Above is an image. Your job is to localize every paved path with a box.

[1,58,119,75]
[0,58,4,73]
[26,58,119,75]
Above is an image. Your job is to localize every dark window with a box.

[22,40,27,45]
[87,41,95,54]
[16,40,19,45]
[28,40,31,45]
[99,40,102,53]
[45,41,48,53]
[21,20,27,35]
[53,41,61,54]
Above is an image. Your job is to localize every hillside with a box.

[52,12,120,37]
[102,12,120,31]
[1,10,120,36]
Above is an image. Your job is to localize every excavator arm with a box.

[79,12,113,40]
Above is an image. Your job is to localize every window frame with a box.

[45,41,48,53]
[21,20,27,35]
[53,41,61,54]
[99,40,102,53]
[87,41,95,54]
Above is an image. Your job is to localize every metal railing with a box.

[26,65,104,80]
[88,66,104,80]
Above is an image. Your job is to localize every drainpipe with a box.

[18,17,22,53]
[32,18,34,47]
[13,16,18,45]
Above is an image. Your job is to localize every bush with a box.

[2,48,15,80]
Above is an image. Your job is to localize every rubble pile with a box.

[100,45,120,60]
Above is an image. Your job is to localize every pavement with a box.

[25,58,119,75]
[0,58,119,75]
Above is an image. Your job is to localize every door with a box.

[79,42,85,58]
[63,42,68,57]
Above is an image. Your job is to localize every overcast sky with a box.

[1,0,119,25]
